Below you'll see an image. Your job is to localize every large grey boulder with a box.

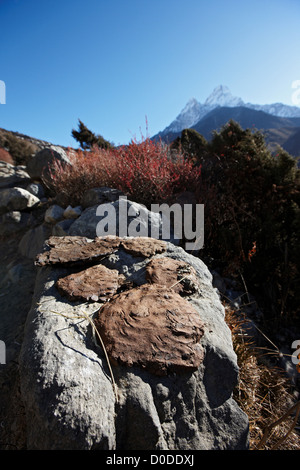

[0,187,40,215]
[26,146,71,182]
[19,266,116,450]
[68,197,181,246]
[19,236,249,450]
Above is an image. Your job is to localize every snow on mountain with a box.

[246,102,300,118]
[162,98,208,135]
[204,85,244,107]
[159,85,300,136]
[175,98,203,129]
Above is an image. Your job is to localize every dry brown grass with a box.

[225,304,300,450]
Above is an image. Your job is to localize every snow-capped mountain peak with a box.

[182,97,199,111]
[204,85,244,107]
[158,85,300,137]
[162,85,245,134]
[162,97,203,134]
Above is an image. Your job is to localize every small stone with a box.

[26,182,45,199]
[44,204,64,224]
[7,210,21,223]
[63,205,82,219]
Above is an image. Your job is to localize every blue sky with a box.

[1,0,300,147]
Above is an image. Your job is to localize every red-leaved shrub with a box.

[46,137,201,207]
[0,147,14,165]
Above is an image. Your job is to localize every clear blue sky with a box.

[1,0,300,147]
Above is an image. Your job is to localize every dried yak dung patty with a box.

[95,284,205,375]
[56,264,125,302]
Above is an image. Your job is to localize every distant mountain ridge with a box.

[157,85,300,136]
[153,86,300,157]
[192,106,300,141]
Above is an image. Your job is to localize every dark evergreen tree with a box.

[71,119,112,150]
[193,120,300,323]
[171,128,208,165]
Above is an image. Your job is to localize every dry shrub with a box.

[0,130,38,165]
[46,147,113,206]
[225,305,300,450]
[106,138,201,207]
[0,147,14,164]
[46,138,201,207]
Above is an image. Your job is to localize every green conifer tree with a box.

[71,119,112,150]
